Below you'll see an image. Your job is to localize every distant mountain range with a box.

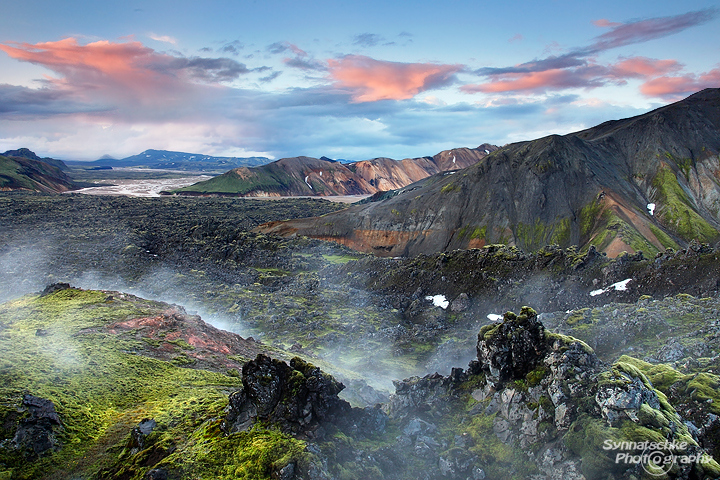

[0,149,77,193]
[170,144,498,196]
[65,149,271,172]
[257,88,720,258]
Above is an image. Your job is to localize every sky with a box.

[0,0,719,161]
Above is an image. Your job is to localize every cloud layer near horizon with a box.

[0,8,718,160]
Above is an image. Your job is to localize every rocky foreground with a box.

[2,288,720,480]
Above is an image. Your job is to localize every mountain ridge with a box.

[0,149,77,193]
[256,88,720,258]
[64,149,272,172]
[171,144,498,197]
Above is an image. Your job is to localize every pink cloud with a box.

[463,56,687,95]
[609,57,682,78]
[640,68,720,99]
[592,19,622,28]
[0,38,250,107]
[461,68,597,94]
[327,55,462,102]
[0,38,187,102]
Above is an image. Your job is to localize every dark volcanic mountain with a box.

[65,149,271,172]
[0,149,77,193]
[171,145,497,196]
[257,89,720,257]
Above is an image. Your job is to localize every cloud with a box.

[267,41,307,57]
[640,68,720,100]
[327,55,462,102]
[148,33,177,45]
[508,34,524,43]
[178,57,250,82]
[0,38,254,104]
[588,9,716,52]
[467,10,716,97]
[353,33,383,47]
[284,57,326,71]
[221,41,244,56]
[466,56,683,94]
[592,19,622,28]
[259,71,282,83]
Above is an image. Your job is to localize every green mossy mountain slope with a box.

[0,153,77,193]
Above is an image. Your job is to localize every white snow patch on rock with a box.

[425,295,449,309]
[590,278,632,296]
[647,203,655,215]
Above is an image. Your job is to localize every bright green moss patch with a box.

[652,166,718,242]
[160,423,308,479]
[0,289,261,479]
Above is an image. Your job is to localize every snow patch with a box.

[487,313,503,321]
[425,295,449,309]
[305,175,312,189]
[647,203,655,215]
[590,278,632,296]
[452,155,456,164]
[484,149,489,154]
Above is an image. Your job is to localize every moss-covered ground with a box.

[0,288,307,479]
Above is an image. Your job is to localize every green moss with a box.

[564,414,626,480]
[550,217,571,246]
[440,183,458,194]
[164,423,309,479]
[526,366,548,387]
[648,224,679,250]
[579,200,605,237]
[0,290,256,479]
[652,166,718,242]
[545,332,594,355]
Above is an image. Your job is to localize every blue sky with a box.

[1,0,719,161]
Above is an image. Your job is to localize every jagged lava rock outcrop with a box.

[225,354,387,439]
[386,307,720,480]
[258,89,720,257]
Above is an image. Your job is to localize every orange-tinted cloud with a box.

[463,57,686,94]
[0,38,172,94]
[462,69,580,93]
[327,55,461,102]
[0,38,249,106]
[640,68,720,99]
[610,57,682,78]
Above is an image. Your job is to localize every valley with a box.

[1,90,720,480]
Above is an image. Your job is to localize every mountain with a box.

[65,149,271,172]
[0,149,77,192]
[2,148,69,171]
[257,88,720,257]
[170,144,498,196]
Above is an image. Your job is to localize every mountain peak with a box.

[3,148,41,160]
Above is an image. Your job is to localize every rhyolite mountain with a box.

[65,149,271,172]
[0,149,77,193]
[257,88,720,257]
[170,145,498,196]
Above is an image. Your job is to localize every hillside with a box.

[257,89,720,257]
[0,150,77,193]
[66,149,271,173]
[170,145,497,196]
